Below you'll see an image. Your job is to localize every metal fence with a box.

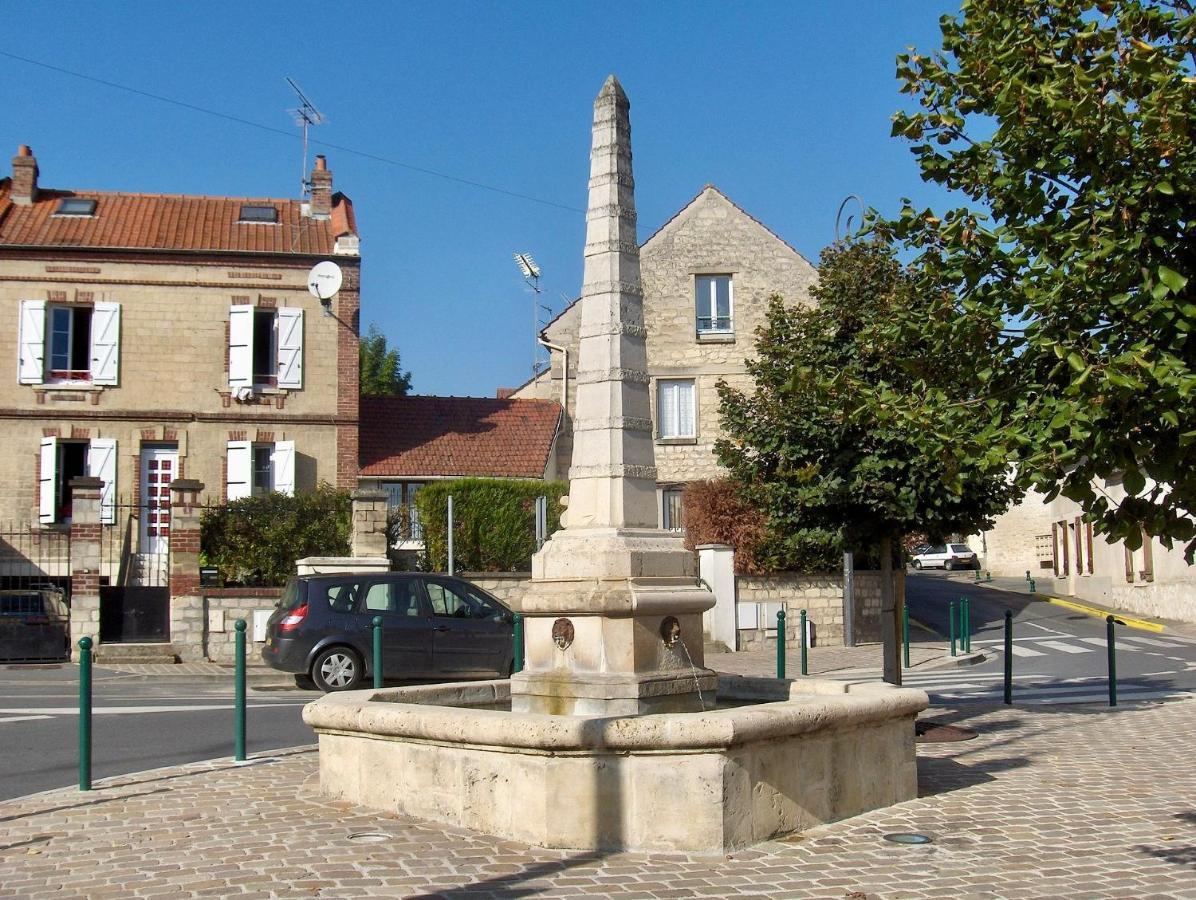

[0,521,71,661]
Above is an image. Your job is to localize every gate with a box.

[0,522,71,662]
[98,497,171,643]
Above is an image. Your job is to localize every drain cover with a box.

[915,720,978,743]
[347,832,390,843]
[884,832,933,845]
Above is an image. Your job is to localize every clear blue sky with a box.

[3,1,959,397]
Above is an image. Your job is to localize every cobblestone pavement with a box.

[2,696,1194,899]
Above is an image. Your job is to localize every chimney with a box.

[11,145,38,205]
[309,154,332,219]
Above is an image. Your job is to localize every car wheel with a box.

[311,646,363,692]
[912,560,922,570]
[293,673,317,690]
[945,560,955,571]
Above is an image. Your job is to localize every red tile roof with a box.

[359,395,561,479]
[0,179,355,256]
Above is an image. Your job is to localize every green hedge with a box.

[200,484,351,586]
[414,478,567,572]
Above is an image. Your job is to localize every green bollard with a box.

[372,616,384,689]
[776,609,786,679]
[1003,610,1013,705]
[78,636,92,791]
[799,609,808,676]
[902,603,910,668]
[1029,578,1036,594]
[949,601,957,657]
[985,571,992,583]
[962,597,971,653]
[234,620,246,762]
[1107,615,1117,707]
[1025,570,1030,582]
[512,613,524,674]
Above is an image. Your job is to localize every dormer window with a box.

[54,198,97,217]
[238,204,278,224]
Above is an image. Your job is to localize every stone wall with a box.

[973,487,1053,578]
[169,589,283,664]
[460,572,531,611]
[735,571,897,649]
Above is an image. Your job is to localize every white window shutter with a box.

[276,307,303,389]
[226,440,252,501]
[657,382,677,438]
[679,381,696,437]
[228,305,254,389]
[39,437,57,524]
[19,300,46,384]
[90,302,121,386]
[272,440,295,496]
[87,438,117,524]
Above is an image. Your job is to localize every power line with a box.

[0,50,585,214]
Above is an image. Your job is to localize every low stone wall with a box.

[460,572,531,610]
[170,589,283,664]
[735,570,899,649]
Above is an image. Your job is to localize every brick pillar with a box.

[169,479,205,661]
[351,488,389,558]
[68,476,104,658]
[335,262,361,490]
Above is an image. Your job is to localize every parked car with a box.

[0,587,70,662]
[911,544,979,571]
[261,572,515,691]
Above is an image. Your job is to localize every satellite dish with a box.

[307,261,343,300]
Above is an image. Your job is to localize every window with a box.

[317,582,359,613]
[228,305,303,390]
[662,487,685,533]
[656,379,696,439]
[696,274,733,335]
[238,204,278,223]
[54,198,97,217]
[18,300,120,386]
[361,580,422,616]
[37,436,117,525]
[227,440,295,501]
[384,482,424,541]
[424,579,501,620]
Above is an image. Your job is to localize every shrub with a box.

[414,478,567,572]
[200,484,351,586]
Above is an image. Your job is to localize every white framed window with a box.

[228,305,303,390]
[695,274,733,335]
[656,379,696,439]
[661,487,685,533]
[37,436,117,524]
[18,300,120,386]
[227,440,294,501]
[383,481,425,542]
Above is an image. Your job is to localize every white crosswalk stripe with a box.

[1038,640,1091,654]
[1010,644,1046,657]
[1122,635,1184,648]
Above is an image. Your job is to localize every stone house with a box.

[0,146,360,610]
[512,185,818,530]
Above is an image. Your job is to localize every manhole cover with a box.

[347,832,390,843]
[915,720,977,743]
[883,832,933,845]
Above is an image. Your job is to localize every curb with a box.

[913,649,988,671]
[1039,595,1166,633]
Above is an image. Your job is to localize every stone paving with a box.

[2,695,1194,898]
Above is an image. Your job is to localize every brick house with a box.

[512,184,817,529]
[0,145,360,582]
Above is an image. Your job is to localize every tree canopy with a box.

[887,0,1196,557]
[360,324,413,396]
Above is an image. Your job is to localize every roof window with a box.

[238,205,278,224]
[54,198,97,217]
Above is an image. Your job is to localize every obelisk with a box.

[509,76,716,716]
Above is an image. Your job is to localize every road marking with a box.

[0,715,53,724]
[1022,620,1072,637]
[0,703,305,716]
[1121,636,1183,649]
[1010,644,1046,658]
[1040,595,1165,632]
[1038,640,1092,654]
[1076,638,1111,649]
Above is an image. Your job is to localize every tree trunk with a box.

[880,534,901,685]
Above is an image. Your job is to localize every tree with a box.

[888,0,1196,558]
[716,238,1019,681]
[359,324,412,396]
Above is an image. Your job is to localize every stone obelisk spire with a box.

[509,76,716,717]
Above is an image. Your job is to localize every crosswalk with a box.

[971,632,1195,659]
[890,669,1194,705]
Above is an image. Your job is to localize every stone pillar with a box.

[351,489,390,559]
[169,479,205,660]
[68,476,104,658]
[510,76,716,716]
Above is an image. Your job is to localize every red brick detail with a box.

[70,426,90,440]
[75,290,94,304]
[228,429,247,441]
[257,295,276,308]
[221,455,228,504]
[203,587,283,599]
[47,289,67,303]
[257,431,274,443]
[72,572,100,596]
[163,428,177,441]
[275,394,285,409]
[222,393,231,408]
[36,392,45,405]
[231,295,251,303]
[132,452,141,511]
[141,428,157,441]
[42,427,60,437]
[223,320,230,374]
[89,392,100,406]
[171,573,201,596]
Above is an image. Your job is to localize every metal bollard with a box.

[985,571,992,583]
[1003,610,1013,705]
[962,597,971,653]
[78,636,93,791]
[776,609,786,679]
[799,609,808,676]
[1107,615,1118,707]
[1025,570,1031,582]
[949,601,957,657]
[372,616,384,689]
[234,619,246,762]
[1029,578,1036,594]
[902,603,910,668]
[513,613,524,674]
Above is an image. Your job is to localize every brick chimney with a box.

[11,145,38,205]
[309,154,332,219]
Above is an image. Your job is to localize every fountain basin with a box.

[303,676,928,853]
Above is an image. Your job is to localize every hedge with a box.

[413,478,568,572]
[200,484,351,586]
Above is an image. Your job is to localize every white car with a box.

[911,543,978,571]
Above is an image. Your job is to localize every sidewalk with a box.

[93,661,297,686]
[2,694,1193,898]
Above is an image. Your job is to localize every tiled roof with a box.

[0,179,355,255]
[359,395,561,479]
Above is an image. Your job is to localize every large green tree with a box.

[717,238,1018,680]
[359,324,413,396]
[888,0,1196,558]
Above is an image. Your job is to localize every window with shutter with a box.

[89,303,121,385]
[272,441,295,496]
[87,438,117,524]
[276,308,303,389]
[228,306,254,389]
[39,437,57,524]
[19,300,46,385]
[226,440,252,501]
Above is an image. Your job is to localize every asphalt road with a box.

[902,570,1196,706]
[0,666,318,801]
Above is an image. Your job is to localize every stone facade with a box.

[971,485,1054,578]
[735,571,895,650]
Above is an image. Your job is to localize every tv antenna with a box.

[287,77,327,197]
[513,253,548,378]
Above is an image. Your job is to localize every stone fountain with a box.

[303,76,927,853]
